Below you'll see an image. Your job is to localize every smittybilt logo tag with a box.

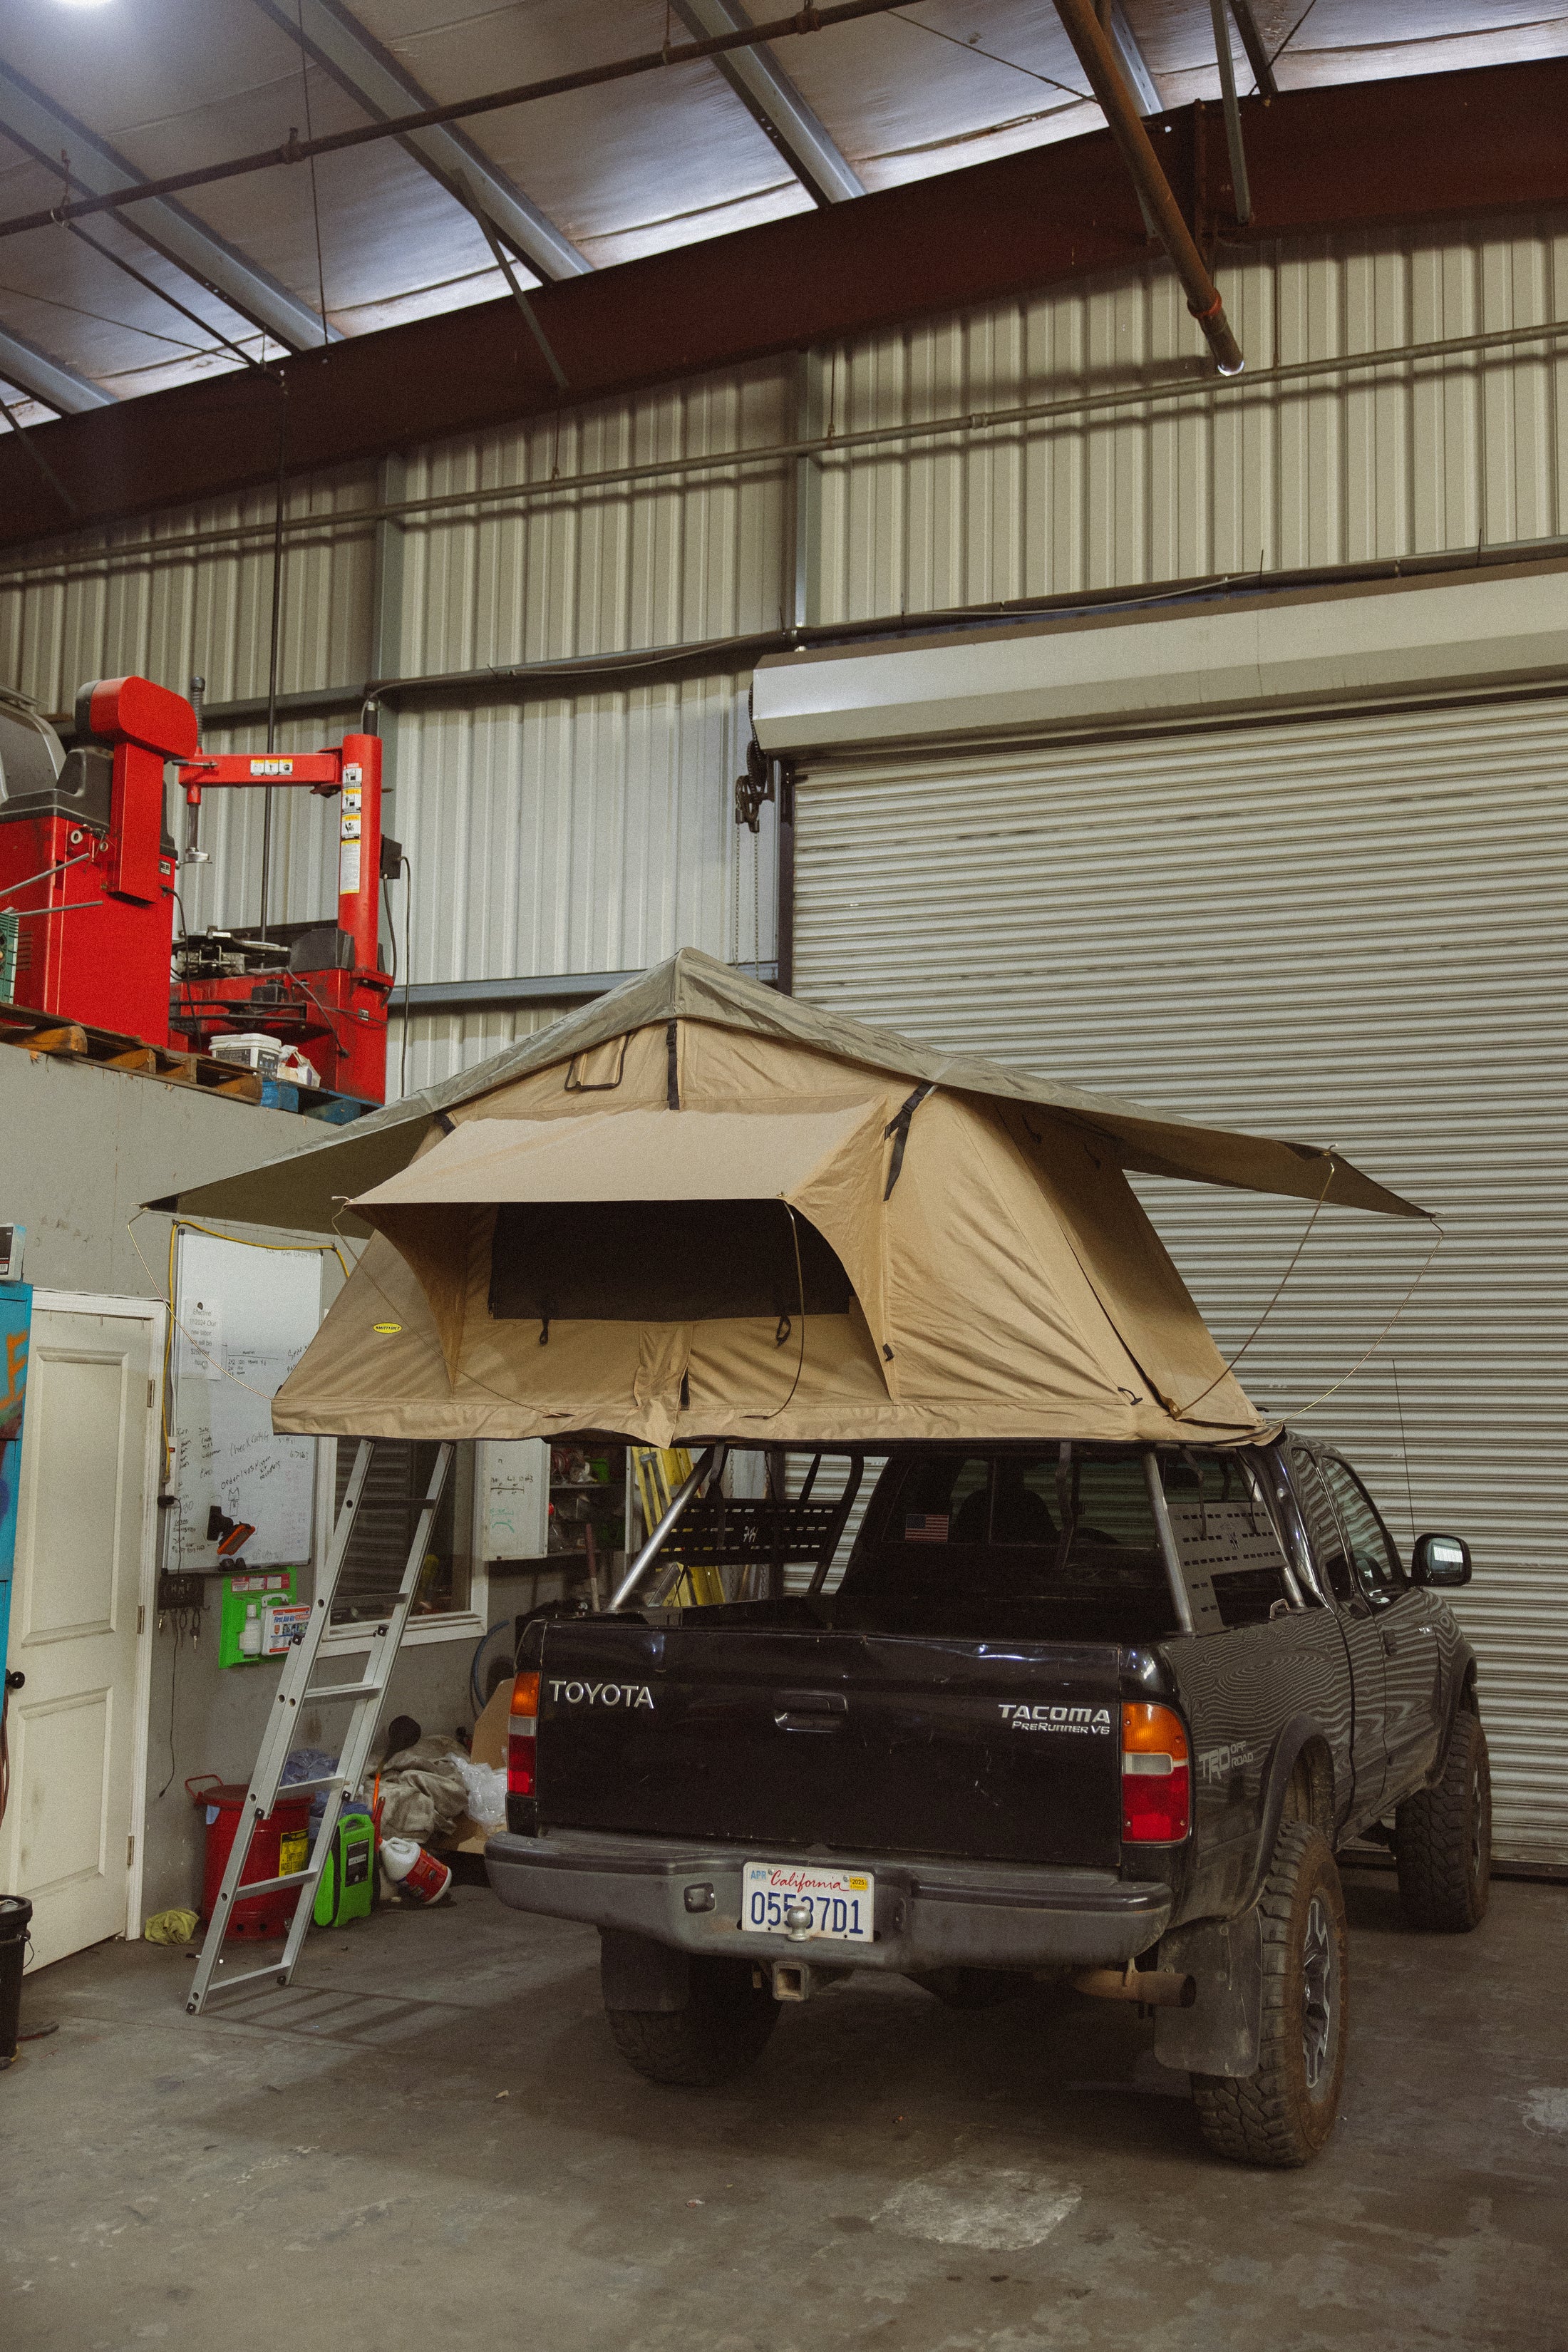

[998,1703,1113,1735]
[549,1679,654,1709]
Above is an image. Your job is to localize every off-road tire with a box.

[908,1967,1022,2009]
[1396,1708,1491,1933]
[1191,1823,1348,2169]
[606,1955,778,2087]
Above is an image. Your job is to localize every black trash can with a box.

[0,1894,32,2067]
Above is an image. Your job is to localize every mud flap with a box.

[600,1928,692,2012]
[1152,1906,1262,2078]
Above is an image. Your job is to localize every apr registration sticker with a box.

[741,1862,874,1942]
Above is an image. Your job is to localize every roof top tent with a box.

[150,949,1423,1462]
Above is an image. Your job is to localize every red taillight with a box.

[1120,1701,1191,1843]
[508,1668,540,1800]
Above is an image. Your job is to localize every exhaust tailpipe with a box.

[1073,1964,1195,2010]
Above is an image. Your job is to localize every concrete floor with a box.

[3,1864,1565,2352]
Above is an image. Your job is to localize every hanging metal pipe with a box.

[1209,0,1252,226]
[1052,0,1244,376]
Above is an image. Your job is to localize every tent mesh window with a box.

[329,1440,475,1625]
[488,1200,852,1322]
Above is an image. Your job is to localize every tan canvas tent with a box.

[152,950,1425,1449]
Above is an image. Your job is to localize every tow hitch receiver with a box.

[769,1961,850,2003]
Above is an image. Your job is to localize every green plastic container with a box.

[313,1808,376,1928]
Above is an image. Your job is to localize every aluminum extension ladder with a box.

[185,1439,453,2016]
[631,1445,725,1606]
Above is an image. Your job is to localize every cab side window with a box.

[1321,1457,1404,1601]
[1289,1448,1357,1608]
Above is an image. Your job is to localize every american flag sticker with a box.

[904,1512,949,1542]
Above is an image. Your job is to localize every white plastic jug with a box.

[381,1835,451,1904]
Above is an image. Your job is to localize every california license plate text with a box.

[741,1862,874,1941]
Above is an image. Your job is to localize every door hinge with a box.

[137,1604,145,1635]
[148,1377,157,1410]
[127,1834,135,1867]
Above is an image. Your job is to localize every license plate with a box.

[741,1862,875,1943]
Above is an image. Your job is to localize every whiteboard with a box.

[174,1230,324,1569]
[480,1439,548,1559]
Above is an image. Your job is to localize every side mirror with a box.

[1411,1532,1470,1588]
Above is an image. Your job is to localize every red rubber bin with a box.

[187,1777,312,1939]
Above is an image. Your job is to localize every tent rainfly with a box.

[151,950,1427,1449]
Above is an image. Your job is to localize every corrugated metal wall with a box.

[0,471,378,714]
[2,216,1567,1101]
[394,368,790,674]
[388,1001,573,1103]
[809,217,1568,619]
[374,371,789,1089]
[791,696,1568,1865]
[391,674,765,987]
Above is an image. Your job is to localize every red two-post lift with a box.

[0,675,394,1107]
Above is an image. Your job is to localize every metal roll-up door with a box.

[794,693,1568,1865]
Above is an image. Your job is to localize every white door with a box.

[0,1299,159,1971]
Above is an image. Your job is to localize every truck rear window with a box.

[847,1451,1169,1609]
[840,1450,1291,1634]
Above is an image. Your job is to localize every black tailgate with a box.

[536,1621,1122,1869]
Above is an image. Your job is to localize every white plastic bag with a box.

[452,1754,507,1830]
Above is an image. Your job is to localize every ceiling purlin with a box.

[1105,0,1163,113]
[250,0,589,282]
[669,0,864,206]
[0,318,108,416]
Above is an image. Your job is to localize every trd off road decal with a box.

[548,1680,654,1708]
[997,1703,1113,1735]
[1197,1741,1255,1785]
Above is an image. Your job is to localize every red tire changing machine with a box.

[0,674,393,1108]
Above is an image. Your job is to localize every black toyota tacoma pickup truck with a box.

[485,1436,1485,2167]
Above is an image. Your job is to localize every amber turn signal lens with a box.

[1120,1701,1190,1760]
[510,1668,540,1724]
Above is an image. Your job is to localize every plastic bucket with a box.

[187,1778,312,1939]
[0,1894,31,2065]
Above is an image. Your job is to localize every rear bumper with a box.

[484,1827,1172,1972]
